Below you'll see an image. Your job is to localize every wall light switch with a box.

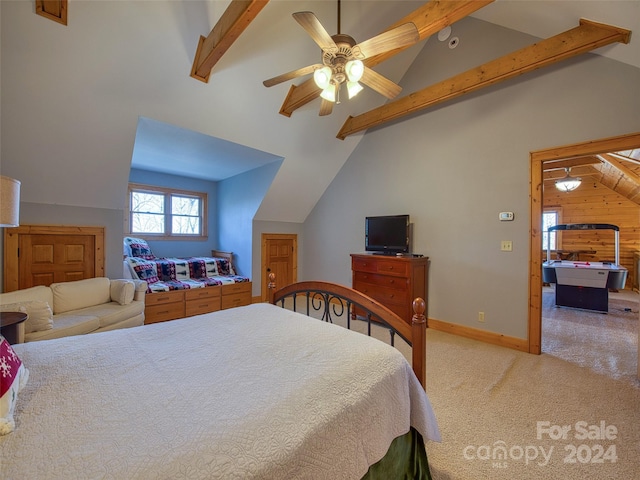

[501,240,513,252]
[499,212,514,221]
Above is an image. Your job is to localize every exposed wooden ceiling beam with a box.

[35,0,67,26]
[542,156,601,171]
[337,19,631,140]
[191,0,269,83]
[278,0,494,117]
[598,154,640,185]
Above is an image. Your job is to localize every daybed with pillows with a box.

[122,237,252,324]
[0,277,146,343]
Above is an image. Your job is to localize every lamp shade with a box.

[0,176,21,227]
[555,168,581,192]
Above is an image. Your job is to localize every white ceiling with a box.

[133,0,640,182]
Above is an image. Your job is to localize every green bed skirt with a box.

[362,427,432,480]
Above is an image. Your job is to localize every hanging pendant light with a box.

[555,168,581,192]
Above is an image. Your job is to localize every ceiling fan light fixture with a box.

[555,168,582,192]
[345,59,364,82]
[320,82,337,102]
[347,80,363,99]
[313,66,333,89]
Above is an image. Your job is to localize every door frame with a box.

[3,225,105,292]
[528,131,640,354]
[260,233,298,301]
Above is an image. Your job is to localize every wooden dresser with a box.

[351,253,428,325]
[144,282,252,325]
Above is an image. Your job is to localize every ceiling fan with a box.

[263,1,419,116]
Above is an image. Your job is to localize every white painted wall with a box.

[302,17,640,339]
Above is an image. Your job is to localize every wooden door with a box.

[19,234,95,289]
[261,233,297,301]
[3,225,105,292]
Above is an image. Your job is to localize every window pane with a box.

[172,195,200,234]
[542,212,558,250]
[132,213,165,234]
[172,216,200,234]
[172,195,199,216]
[132,192,164,214]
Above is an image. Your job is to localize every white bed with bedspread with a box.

[1,284,439,479]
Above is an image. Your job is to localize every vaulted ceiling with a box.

[543,149,640,204]
[16,0,640,223]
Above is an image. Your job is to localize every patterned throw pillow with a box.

[0,335,29,435]
[123,237,155,260]
[126,257,159,285]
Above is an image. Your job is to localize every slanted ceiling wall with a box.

[302,17,640,340]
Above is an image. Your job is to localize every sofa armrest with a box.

[133,280,147,302]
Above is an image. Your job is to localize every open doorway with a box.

[528,131,640,379]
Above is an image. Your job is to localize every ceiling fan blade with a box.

[292,11,338,54]
[319,98,333,116]
[263,64,323,87]
[360,67,402,99]
[352,23,419,59]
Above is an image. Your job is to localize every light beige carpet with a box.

[423,288,639,480]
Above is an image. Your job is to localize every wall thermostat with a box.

[499,212,514,221]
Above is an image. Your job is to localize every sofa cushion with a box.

[0,286,53,309]
[110,280,135,306]
[73,301,145,329]
[24,315,100,342]
[0,335,29,435]
[50,277,112,315]
[0,301,54,334]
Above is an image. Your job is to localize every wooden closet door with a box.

[19,234,95,289]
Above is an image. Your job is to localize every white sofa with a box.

[0,277,146,342]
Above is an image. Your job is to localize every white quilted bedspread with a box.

[2,303,439,479]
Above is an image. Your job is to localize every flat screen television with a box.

[365,214,410,255]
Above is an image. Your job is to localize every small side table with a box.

[0,311,28,344]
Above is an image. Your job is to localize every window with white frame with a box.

[542,209,561,252]
[127,183,207,239]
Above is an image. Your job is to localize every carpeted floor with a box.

[423,288,639,479]
[541,286,639,386]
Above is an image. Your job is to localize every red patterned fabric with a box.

[1,335,29,435]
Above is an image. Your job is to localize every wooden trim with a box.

[260,233,298,301]
[35,0,67,26]
[127,183,208,241]
[529,132,640,355]
[3,225,105,292]
[427,318,529,353]
[337,19,631,139]
[191,0,269,83]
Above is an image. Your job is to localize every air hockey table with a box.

[542,224,628,312]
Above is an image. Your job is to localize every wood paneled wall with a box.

[544,179,639,289]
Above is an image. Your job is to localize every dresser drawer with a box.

[222,282,251,296]
[221,292,251,310]
[186,300,221,317]
[145,290,184,306]
[353,271,408,291]
[352,257,410,277]
[145,302,185,324]
[354,282,410,307]
[185,286,221,301]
